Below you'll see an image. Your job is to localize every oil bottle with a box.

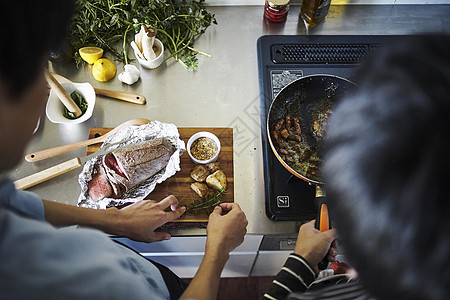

[300,0,331,27]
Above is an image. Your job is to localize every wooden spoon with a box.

[51,73,146,105]
[25,118,150,162]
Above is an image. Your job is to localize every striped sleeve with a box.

[286,281,369,300]
[263,253,317,300]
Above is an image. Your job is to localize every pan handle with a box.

[315,195,332,270]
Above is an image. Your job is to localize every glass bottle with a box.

[264,0,290,23]
[300,0,331,27]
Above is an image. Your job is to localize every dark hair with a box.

[0,0,74,99]
[323,35,450,300]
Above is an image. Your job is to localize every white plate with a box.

[46,82,96,124]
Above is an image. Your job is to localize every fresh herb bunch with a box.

[64,91,88,119]
[186,189,225,215]
[69,0,217,69]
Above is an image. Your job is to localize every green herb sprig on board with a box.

[186,189,226,215]
[69,0,217,69]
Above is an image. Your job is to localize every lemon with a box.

[79,47,104,64]
[92,58,116,82]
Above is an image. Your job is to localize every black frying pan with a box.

[267,74,357,185]
[267,74,357,269]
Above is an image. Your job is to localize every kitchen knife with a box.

[14,142,129,190]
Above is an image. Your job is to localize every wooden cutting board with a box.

[87,127,233,223]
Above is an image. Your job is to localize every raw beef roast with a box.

[88,138,175,201]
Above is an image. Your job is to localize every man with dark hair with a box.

[0,1,247,299]
[264,35,450,300]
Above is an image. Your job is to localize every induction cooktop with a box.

[257,35,400,221]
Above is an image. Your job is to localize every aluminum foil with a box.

[77,120,185,209]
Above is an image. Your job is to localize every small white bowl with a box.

[46,82,96,124]
[187,132,221,164]
[134,38,164,69]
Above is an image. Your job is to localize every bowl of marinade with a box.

[187,131,221,164]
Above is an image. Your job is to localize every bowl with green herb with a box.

[46,82,96,124]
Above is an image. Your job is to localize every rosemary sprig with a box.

[69,0,217,69]
[186,189,226,215]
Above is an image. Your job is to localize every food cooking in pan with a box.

[271,115,323,182]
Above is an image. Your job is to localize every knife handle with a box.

[316,202,330,232]
[315,197,332,270]
[14,158,82,190]
[94,88,146,105]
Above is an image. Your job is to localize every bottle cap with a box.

[267,0,290,8]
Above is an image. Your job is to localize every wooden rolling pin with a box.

[44,69,82,118]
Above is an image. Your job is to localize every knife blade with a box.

[14,141,129,190]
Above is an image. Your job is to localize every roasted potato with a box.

[190,165,209,182]
[205,162,220,173]
[190,182,209,198]
[206,170,227,191]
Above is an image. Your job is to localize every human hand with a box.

[206,203,248,257]
[113,195,185,243]
[294,220,337,273]
[180,204,247,300]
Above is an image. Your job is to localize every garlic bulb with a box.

[118,64,140,85]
